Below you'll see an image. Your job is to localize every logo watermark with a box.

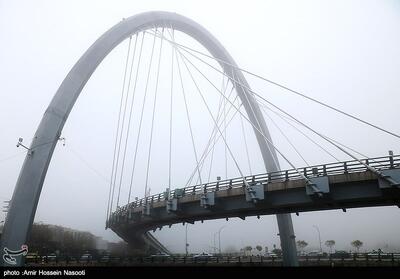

[2,245,28,265]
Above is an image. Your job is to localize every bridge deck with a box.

[108,155,400,250]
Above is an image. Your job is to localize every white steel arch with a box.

[0,11,298,266]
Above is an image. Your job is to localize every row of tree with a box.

[23,222,129,257]
[296,239,364,253]
[237,239,365,256]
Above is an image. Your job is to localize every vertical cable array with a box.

[144,28,165,198]
[238,98,253,175]
[124,32,145,205]
[168,28,175,193]
[116,34,139,207]
[107,36,132,221]
[175,38,203,186]
[175,46,247,181]
[103,22,399,226]
[127,31,156,202]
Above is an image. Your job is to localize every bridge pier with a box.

[276,214,298,266]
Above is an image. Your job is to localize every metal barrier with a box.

[25,253,400,266]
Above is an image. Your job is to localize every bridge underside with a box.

[109,169,400,254]
[111,230,170,256]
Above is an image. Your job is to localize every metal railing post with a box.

[389,154,394,168]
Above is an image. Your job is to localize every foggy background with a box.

[1,0,399,254]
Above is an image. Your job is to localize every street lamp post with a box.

[313,225,322,253]
[185,223,189,256]
[218,225,227,254]
[213,232,218,254]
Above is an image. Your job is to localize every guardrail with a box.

[25,253,400,267]
[110,154,400,219]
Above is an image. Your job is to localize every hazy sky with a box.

[1,0,399,254]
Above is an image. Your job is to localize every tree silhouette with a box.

[244,246,252,251]
[255,245,262,252]
[351,240,363,253]
[325,240,335,254]
[296,240,308,252]
[243,246,252,256]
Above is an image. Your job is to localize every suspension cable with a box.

[261,100,385,165]
[168,28,175,192]
[251,85,387,177]
[189,85,236,186]
[165,40,284,170]
[116,34,139,207]
[195,77,231,185]
[107,35,132,220]
[175,47,313,185]
[159,28,242,185]
[152,29,303,171]
[223,76,228,180]
[164,28,232,186]
[147,31,400,140]
[258,101,340,162]
[207,94,226,182]
[262,106,309,166]
[123,32,145,205]
[187,101,243,187]
[186,91,239,186]
[176,47,246,181]
[112,34,138,209]
[175,41,203,186]
[0,151,26,164]
[144,28,165,198]
[176,47,379,176]
[127,31,156,202]
[238,98,253,175]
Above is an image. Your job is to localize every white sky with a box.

[0,0,399,253]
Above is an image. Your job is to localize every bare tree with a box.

[296,240,308,252]
[325,240,336,254]
[351,240,363,253]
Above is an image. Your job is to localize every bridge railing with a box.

[111,155,399,218]
[25,253,400,266]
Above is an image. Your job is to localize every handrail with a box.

[109,155,400,218]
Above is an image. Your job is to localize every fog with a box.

[1,0,399,254]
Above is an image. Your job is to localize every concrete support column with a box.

[277,213,299,266]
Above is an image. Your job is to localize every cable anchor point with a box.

[16,138,33,156]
